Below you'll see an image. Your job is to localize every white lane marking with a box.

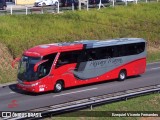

[147,67,160,71]
[0,91,15,97]
[10,92,15,94]
[53,87,97,97]
[147,61,160,65]
[150,67,160,70]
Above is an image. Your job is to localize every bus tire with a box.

[118,70,127,81]
[54,81,63,93]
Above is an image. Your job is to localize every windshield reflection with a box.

[18,56,41,81]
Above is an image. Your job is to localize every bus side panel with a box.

[51,58,146,89]
[125,58,146,76]
[98,58,146,81]
[52,63,77,88]
[72,58,146,87]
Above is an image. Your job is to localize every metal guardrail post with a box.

[79,0,81,10]
[57,1,59,13]
[10,6,13,15]
[90,105,93,110]
[98,0,102,9]
[125,0,127,6]
[112,0,115,7]
[98,0,105,10]
[87,0,89,11]
[26,6,28,15]
[72,3,75,11]
[41,6,44,14]
[135,0,138,4]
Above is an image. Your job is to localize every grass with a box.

[50,93,160,120]
[0,3,160,57]
[0,3,160,83]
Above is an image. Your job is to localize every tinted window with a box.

[60,42,145,64]
[56,50,81,68]
[76,47,114,62]
[95,47,113,59]
[38,53,57,78]
[125,42,145,56]
[114,45,126,57]
[82,42,145,61]
[135,42,145,54]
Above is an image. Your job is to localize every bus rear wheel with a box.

[54,81,63,92]
[118,70,127,81]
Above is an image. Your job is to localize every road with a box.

[0,62,160,111]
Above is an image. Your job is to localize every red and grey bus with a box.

[13,38,146,93]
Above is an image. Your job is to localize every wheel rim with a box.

[56,83,62,91]
[120,72,125,80]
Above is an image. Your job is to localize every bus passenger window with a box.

[38,65,47,78]
[38,53,57,79]
[56,50,81,68]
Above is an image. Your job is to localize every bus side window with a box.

[85,49,97,61]
[105,47,113,58]
[38,64,47,78]
[56,50,81,68]
[136,42,145,54]
[38,53,57,78]
[125,42,145,56]
[117,45,126,57]
[125,44,137,56]
[56,53,70,67]
[113,46,119,57]
[93,47,113,60]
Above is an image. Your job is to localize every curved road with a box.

[0,62,160,111]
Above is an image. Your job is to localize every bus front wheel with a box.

[54,81,63,92]
[118,70,127,81]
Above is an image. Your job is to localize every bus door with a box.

[35,53,57,89]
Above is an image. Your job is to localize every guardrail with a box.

[0,0,159,15]
[3,84,160,120]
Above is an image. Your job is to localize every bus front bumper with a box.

[17,83,39,93]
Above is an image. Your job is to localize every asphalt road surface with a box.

[0,62,160,111]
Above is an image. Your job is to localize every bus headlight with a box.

[31,82,39,87]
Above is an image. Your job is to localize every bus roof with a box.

[24,38,145,57]
[77,38,146,49]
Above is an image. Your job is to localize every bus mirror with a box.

[34,60,48,72]
[12,57,21,68]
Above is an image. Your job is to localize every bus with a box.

[12,38,146,93]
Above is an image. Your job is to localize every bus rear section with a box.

[15,38,146,93]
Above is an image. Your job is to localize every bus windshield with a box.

[18,56,41,82]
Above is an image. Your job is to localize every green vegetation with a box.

[0,3,160,83]
[52,93,160,120]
